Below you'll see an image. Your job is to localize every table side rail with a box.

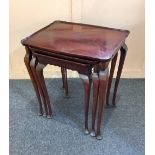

[30,47,98,65]
[32,52,93,75]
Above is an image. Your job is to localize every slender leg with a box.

[36,62,52,118]
[61,68,65,89]
[79,74,92,134]
[90,72,99,137]
[63,68,68,96]
[96,68,109,140]
[61,68,68,96]
[24,53,43,116]
[112,44,127,106]
[30,57,48,117]
[106,53,118,106]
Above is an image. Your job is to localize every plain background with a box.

[9,0,144,79]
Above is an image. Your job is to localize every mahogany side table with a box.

[21,20,129,140]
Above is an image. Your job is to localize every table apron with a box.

[29,47,98,65]
[33,52,92,75]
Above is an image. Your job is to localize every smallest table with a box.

[21,21,129,140]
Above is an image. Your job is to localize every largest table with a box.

[21,20,129,140]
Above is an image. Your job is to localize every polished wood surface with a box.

[22,21,129,61]
[22,20,129,140]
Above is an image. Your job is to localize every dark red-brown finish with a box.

[30,57,48,117]
[80,74,92,134]
[35,62,52,118]
[96,67,109,140]
[106,53,118,106]
[90,71,99,137]
[22,20,129,140]
[61,68,65,89]
[112,44,127,106]
[24,52,43,116]
[21,21,129,61]
[61,68,68,96]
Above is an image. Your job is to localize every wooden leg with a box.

[30,57,48,117]
[90,72,99,137]
[36,62,52,118]
[106,53,118,106]
[61,68,68,96]
[112,44,127,106]
[61,67,65,89]
[24,53,43,116]
[96,68,109,140]
[79,74,92,134]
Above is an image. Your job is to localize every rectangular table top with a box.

[22,21,129,61]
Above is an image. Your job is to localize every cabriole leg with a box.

[61,67,65,89]
[24,53,43,116]
[112,44,127,106]
[106,53,118,106]
[90,72,99,137]
[96,68,109,140]
[30,57,48,117]
[36,62,52,118]
[79,74,92,135]
[61,68,68,96]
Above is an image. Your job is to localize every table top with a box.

[21,21,129,61]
